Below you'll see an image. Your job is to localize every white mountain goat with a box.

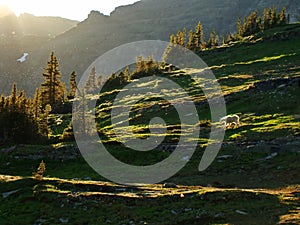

[219,114,240,129]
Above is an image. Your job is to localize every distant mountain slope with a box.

[18,13,78,37]
[0,0,299,95]
[42,0,300,78]
[0,6,78,38]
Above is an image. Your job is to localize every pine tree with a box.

[194,21,205,50]
[33,160,46,180]
[96,75,103,88]
[169,34,176,44]
[263,8,272,30]
[176,28,186,47]
[0,83,48,143]
[237,17,244,37]
[72,89,93,135]
[123,66,131,82]
[207,30,219,48]
[33,88,42,119]
[187,29,196,50]
[68,71,77,100]
[244,11,260,36]
[40,52,65,107]
[85,67,96,93]
[10,83,17,111]
[278,7,288,25]
[269,6,277,28]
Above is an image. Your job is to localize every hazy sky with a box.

[0,0,140,21]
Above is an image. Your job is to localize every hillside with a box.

[0,23,299,224]
[0,0,299,95]
[0,7,78,37]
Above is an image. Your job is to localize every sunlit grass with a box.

[228,113,300,141]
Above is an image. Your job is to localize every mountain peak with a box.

[87,10,108,20]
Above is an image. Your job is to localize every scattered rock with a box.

[59,218,69,223]
[2,189,20,198]
[184,208,192,212]
[264,152,278,160]
[214,213,225,218]
[235,210,248,215]
[163,183,177,188]
[1,145,17,154]
[33,219,47,225]
[217,155,233,160]
[171,210,178,215]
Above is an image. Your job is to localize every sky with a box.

[0,0,140,21]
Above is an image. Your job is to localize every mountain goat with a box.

[219,114,240,129]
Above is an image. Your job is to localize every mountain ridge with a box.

[0,0,299,95]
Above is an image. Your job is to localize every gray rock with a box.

[59,218,69,223]
[2,189,20,198]
[33,219,47,225]
[217,155,233,160]
[171,210,178,215]
[235,210,248,215]
[163,183,177,188]
[265,152,278,160]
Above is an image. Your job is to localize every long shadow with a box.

[0,177,295,225]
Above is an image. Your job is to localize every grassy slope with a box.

[0,24,300,225]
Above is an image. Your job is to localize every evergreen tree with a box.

[123,66,131,82]
[72,89,94,136]
[32,88,42,119]
[0,83,48,143]
[263,8,272,30]
[194,21,205,50]
[207,30,219,48]
[68,71,77,100]
[270,6,277,27]
[85,66,96,93]
[169,34,176,44]
[40,52,65,107]
[176,28,186,47]
[96,75,104,88]
[237,17,244,37]
[187,29,196,50]
[278,7,288,25]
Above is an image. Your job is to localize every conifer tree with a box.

[176,28,186,47]
[68,71,77,100]
[237,17,244,37]
[85,67,96,93]
[123,66,131,82]
[96,75,103,88]
[40,52,65,107]
[278,7,288,25]
[207,30,219,48]
[263,8,272,30]
[187,29,196,50]
[194,21,205,50]
[33,88,42,119]
[270,6,277,27]
[0,83,48,143]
